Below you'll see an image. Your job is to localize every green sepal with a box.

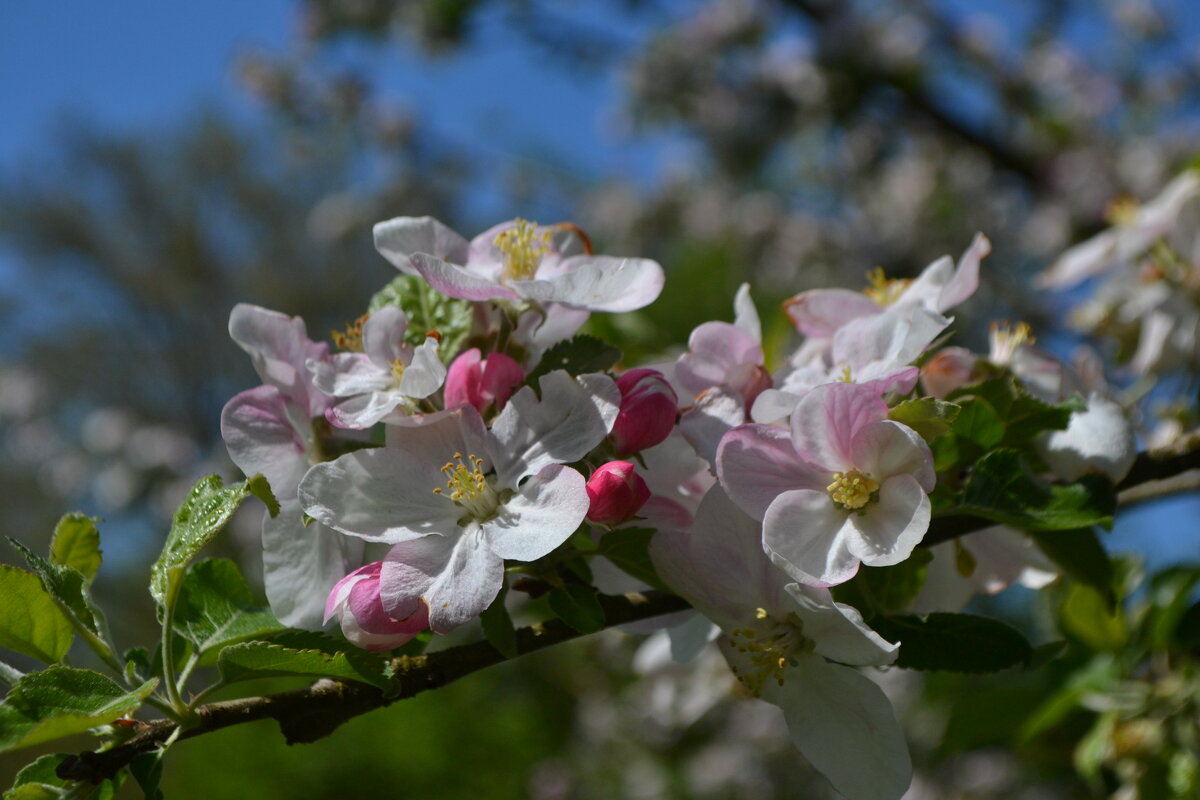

[870,612,1034,673]
[0,667,157,753]
[0,565,74,665]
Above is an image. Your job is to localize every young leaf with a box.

[479,585,518,659]
[869,612,1034,673]
[216,640,393,692]
[1030,528,1115,603]
[888,398,961,443]
[173,559,283,665]
[48,514,102,585]
[8,540,106,639]
[0,565,74,665]
[525,335,621,386]
[1059,583,1127,651]
[368,274,473,362]
[959,450,1116,531]
[948,376,1074,449]
[129,748,166,800]
[595,527,669,591]
[0,667,156,753]
[10,752,70,790]
[951,397,1005,450]
[547,584,606,634]
[150,474,272,607]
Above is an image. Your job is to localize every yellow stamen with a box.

[863,267,912,307]
[1105,196,1139,226]
[494,218,551,282]
[332,314,369,352]
[988,320,1035,365]
[434,452,499,520]
[827,470,880,511]
[837,364,854,383]
[390,359,406,385]
[728,609,812,697]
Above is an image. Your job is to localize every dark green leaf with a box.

[951,397,1004,450]
[129,749,166,800]
[959,450,1116,532]
[173,559,283,664]
[547,584,605,634]
[123,648,151,684]
[479,585,518,659]
[870,612,1034,673]
[1060,583,1126,651]
[1176,600,1200,651]
[8,540,105,640]
[150,474,271,606]
[216,639,393,692]
[852,550,932,613]
[595,527,669,592]
[1027,640,1067,669]
[0,667,156,753]
[948,376,1074,449]
[1018,656,1120,742]
[1031,528,1115,602]
[525,335,620,386]
[888,398,961,443]
[1146,566,1200,650]
[48,514,102,585]
[0,565,73,665]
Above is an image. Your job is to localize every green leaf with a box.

[951,397,1004,450]
[1027,640,1067,669]
[4,784,65,800]
[216,639,393,692]
[1018,656,1120,742]
[150,474,271,607]
[10,753,69,790]
[8,540,105,640]
[479,585,518,659]
[1176,600,1200,651]
[870,612,1034,673]
[959,450,1116,532]
[48,514,102,585]
[129,749,166,800]
[888,398,961,443]
[368,274,473,363]
[547,584,606,634]
[0,565,74,665]
[1030,528,1115,602]
[832,550,932,615]
[595,527,669,592]
[948,376,1074,449]
[1060,583,1127,651]
[1146,566,1200,650]
[0,667,156,753]
[173,559,283,665]
[525,335,621,386]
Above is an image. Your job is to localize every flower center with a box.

[433,452,500,520]
[827,470,879,510]
[495,218,551,282]
[332,313,368,352]
[389,359,406,387]
[988,320,1035,365]
[863,267,912,307]
[728,608,813,697]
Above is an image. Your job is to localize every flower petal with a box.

[373,216,470,274]
[398,337,448,400]
[513,255,664,312]
[845,474,930,567]
[762,489,860,586]
[379,535,454,620]
[784,583,898,666]
[220,385,309,497]
[361,306,410,366]
[850,420,935,492]
[411,252,518,302]
[790,382,889,473]
[783,289,882,338]
[482,464,588,561]
[716,423,826,520]
[262,501,363,630]
[423,527,505,633]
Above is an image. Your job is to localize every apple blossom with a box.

[444,347,524,416]
[325,562,430,651]
[586,461,651,525]
[610,368,677,456]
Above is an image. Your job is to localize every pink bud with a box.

[444,348,524,415]
[325,562,429,651]
[586,461,651,525]
[611,368,677,456]
[920,347,977,399]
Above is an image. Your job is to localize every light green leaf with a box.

[525,335,621,387]
[0,667,157,753]
[1060,583,1127,651]
[216,640,393,692]
[547,584,605,634]
[0,566,74,665]
[173,559,283,665]
[368,274,473,362]
[8,541,105,640]
[9,752,69,791]
[888,398,961,443]
[49,514,102,585]
[959,450,1116,532]
[3,784,65,800]
[150,474,271,607]
[869,612,1034,673]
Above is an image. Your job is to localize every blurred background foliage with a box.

[3,0,1200,797]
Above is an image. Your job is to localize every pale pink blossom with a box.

[325,562,429,651]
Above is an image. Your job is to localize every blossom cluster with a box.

[222,213,1137,799]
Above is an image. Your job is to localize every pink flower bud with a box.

[920,347,977,399]
[444,348,524,415]
[586,461,651,525]
[611,368,677,456]
[325,562,429,651]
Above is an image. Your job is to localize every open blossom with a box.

[373,215,664,313]
[650,487,909,800]
[300,372,619,633]
[309,306,446,428]
[444,348,524,416]
[718,381,935,586]
[325,562,429,651]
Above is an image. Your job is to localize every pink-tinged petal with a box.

[733,283,762,340]
[373,216,470,274]
[790,382,889,473]
[749,388,803,424]
[229,303,330,416]
[832,308,949,379]
[514,255,664,312]
[299,449,463,543]
[784,584,898,667]
[325,391,404,430]
[676,322,763,395]
[764,655,912,800]
[783,288,882,338]
[220,386,309,496]
[361,306,411,365]
[855,366,920,397]
[263,501,363,630]
[716,423,827,520]
[410,252,518,302]
[310,353,391,397]
[920,347,977,399]
[679,387,746,468]
[423,527,505,633]
[444,349,524,415]
[379,535,454,620]
[845,474,931,567]
[483,464,589,561]
[762,489,860,586]
[612,369,677,456]
[850,420,935,491]
[895,255,954,311]
[936,232,989,312]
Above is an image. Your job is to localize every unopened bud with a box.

[611,369,677,455]
[325,562,428,651]
[586,461,651,525]
[920,347,977,399]
[444,348,524,415]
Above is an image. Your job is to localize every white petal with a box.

[220,386,309,497]
[379,535,453,619]
[514,255,664,312]
[411,252,517,302]
[398,337,448,399]
[424,527,505,633]
[262,501,363,630]
[310,353,392,397]
[679,388,746,467]
[850,420,936,492]
[733,283,762,340]
[373,216,470,274]
[362,306,411,365]
[1039,393,1136,482]
[482,464,588,561]
[784,583,898,666]
[763,490,860,586]
[846,474,931,567]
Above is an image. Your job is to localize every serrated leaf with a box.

[525,335,621,387]
[1031,528,1114,602]
[4,784,65,799]
[10,752,69,790]
[547,584,605,634]
[950,397,1005,450]
[889,398,960,443]
[150,474,269,607]
[595,527,669,591]
[369,274,473,362]
[870,612,1033,672]
[0,667,156,753]
[479,586,518,659]
[48,514,102,585]
[173,559,283,665]
[949,376,1074,449]
[216,640,393,692]
[8,540,105,640]
[0,566,73,665]
[959,450,1116,531]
